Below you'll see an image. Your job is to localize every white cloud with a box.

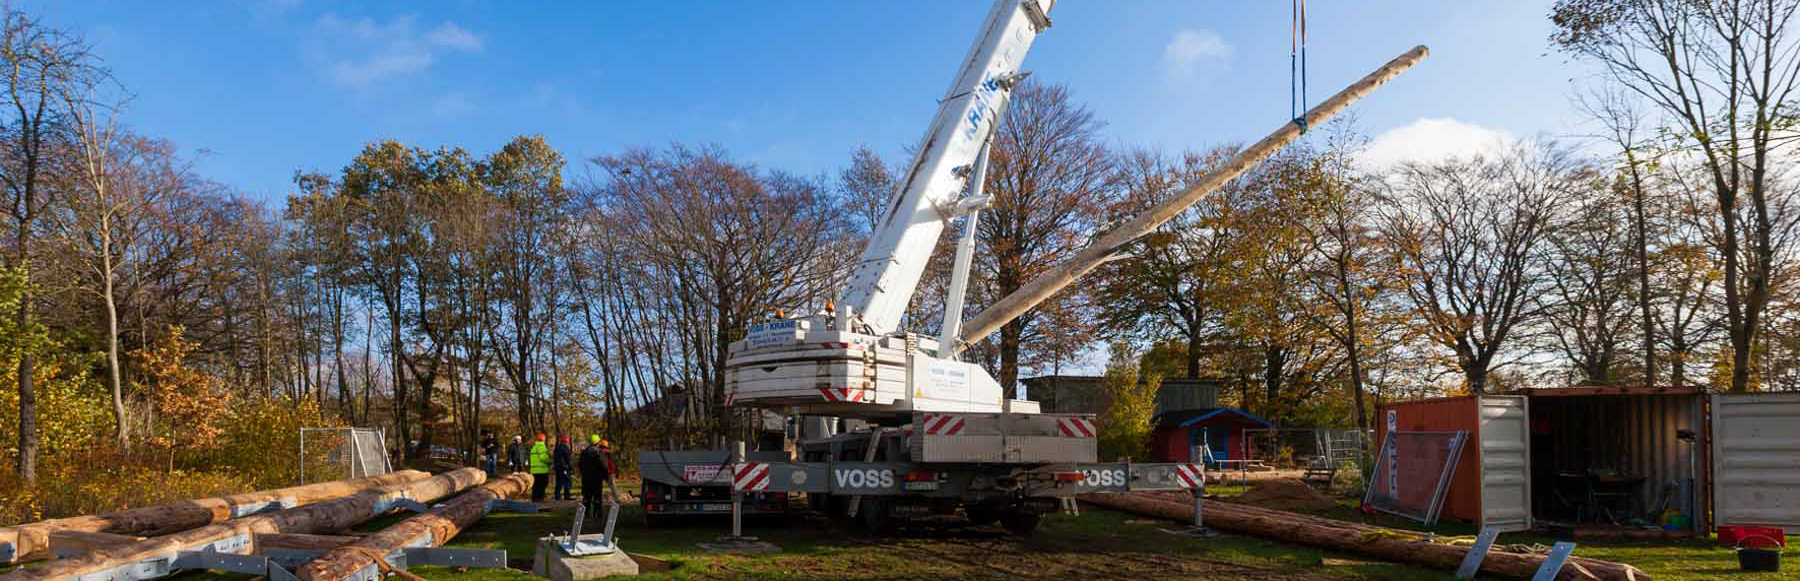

[1161,29,1231,77]
[426,23,483,52]
[1362,118,1516,168]
[307,14,484,87]
[431,92,474,118]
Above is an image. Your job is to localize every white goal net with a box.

[299,427,392,484]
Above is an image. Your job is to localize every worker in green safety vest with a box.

[528,433,551,502]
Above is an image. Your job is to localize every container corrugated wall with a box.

[1376,396,1482,524]
[1533,393,1701,528]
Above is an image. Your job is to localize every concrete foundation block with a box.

[532,536,638,580]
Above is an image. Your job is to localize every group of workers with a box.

[481,430,617,513]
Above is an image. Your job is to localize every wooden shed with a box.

[1150,407,1273,465]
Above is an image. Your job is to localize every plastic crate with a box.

[1719,526,1787,548]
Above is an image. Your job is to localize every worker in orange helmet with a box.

[579,434,619,515]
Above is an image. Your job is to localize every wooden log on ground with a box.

[253,533,360,552]
[46,531,145,557]
[0,470,429,564]
[0,468,484,581]
[297,472,533,581]
[1079,492,1650,581]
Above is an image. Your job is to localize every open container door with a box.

[1710,392,1800,534]
[1477,395,1532,531]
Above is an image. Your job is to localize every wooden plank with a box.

[0,468,484,581]
[296,473,533,581]
[1080,492,1648,581]
[0,470,430,564]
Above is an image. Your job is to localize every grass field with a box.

[15,479,1794,580]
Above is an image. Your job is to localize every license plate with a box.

[703,503,733,511]
[902,481,939,492]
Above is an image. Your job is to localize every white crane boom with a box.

[842,0,1055,335]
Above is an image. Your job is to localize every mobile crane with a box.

[654,0,1428,534]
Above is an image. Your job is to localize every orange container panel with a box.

[1376,396,1482,524]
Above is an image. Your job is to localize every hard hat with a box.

[599,440,611,449]
[535,433,546,441]
[558,436,570,443]
[588,434,601,444]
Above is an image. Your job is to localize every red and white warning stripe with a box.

[817,387,870,403]
[732,462,770,492]
[920,413,966,436]
[1056,417,1096,438]
[1172,464,1205,488]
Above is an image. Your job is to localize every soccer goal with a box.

[299,427,392,485]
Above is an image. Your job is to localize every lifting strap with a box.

[1291,0,1309,133]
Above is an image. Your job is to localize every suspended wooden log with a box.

[45,531,145,557]
[0,468,484,581]
[1079,492,1649,581]
[297,472,533,581]
[957,45,1430,350]
[0,470,429,564]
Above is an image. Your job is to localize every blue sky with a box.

[26,1,1593,203]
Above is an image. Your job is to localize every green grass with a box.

[414,501,1452,581]
[1258,489,1798,581]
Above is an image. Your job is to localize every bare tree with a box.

[1552,0,1800,391]
[0,8,108,482]
[1381,142,1580,393]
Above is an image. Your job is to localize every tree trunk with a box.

[295,473,531,581]
[15,217,37,484]
[0,471,430,566]
[1079,493,1649,581]
[102,237,128,450]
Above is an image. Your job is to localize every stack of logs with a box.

[0,467,530,581]
[1078,492,1650,581]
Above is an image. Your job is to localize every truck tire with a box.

[965,504,1000,527]
[861,497,895,534]
[1001,510,1040,536]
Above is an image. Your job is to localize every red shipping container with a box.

[1718,525,1787,548]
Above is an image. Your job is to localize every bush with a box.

[0,455,254,526]
[1098,343,1160,462]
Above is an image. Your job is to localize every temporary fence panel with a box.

[1476,396,1531,531]
[1363,430,1468,525]
[1711,392,1800,534]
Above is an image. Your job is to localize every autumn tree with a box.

[1552,0,1800,392]
[0,9,109,482]
[976,80,1115,396]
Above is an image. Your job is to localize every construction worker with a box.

[506,435,527,473]
[528,434,551,502]
[552,436,574,501]
[480,430,499,476]
[579,435,618,515]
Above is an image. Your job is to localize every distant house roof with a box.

[1154,407,1273,430]
[1019,374,1222,416]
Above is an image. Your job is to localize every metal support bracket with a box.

[486,499,539,513]
[172,550,267,575]
[402,547,508,568]
[1455,527,1500,578]
[1530,542,1577,581]
[388,498,432,514]
[1,541,17,564]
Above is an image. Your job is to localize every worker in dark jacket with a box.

[578,435,618,515]
[480,430,499,476]
[506,435,527,473]
[552,436,574,501]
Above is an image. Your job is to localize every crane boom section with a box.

[841,0,1054,334]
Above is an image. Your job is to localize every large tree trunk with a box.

[296,473,531,581]
[102,238,128,450]
[15,218,37,485]
[0,471,429,565]
[1,469,481,581]
[1080,492,1649,581]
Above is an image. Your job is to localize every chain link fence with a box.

[299,427,391,485]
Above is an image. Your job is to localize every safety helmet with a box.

[588,434,600,444]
